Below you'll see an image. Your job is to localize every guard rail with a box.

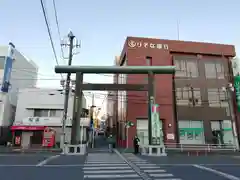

[165,143,238,152]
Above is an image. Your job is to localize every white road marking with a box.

[193,164,240,180]
[150,173,174,177]
[36,155,60,166]
[84,174,139,178]
[86,161,125,163]
[84,170,134,173]
[83,166,131,170]
[144,169,166,173]
[84,163,127,166]
[154,179,182,180]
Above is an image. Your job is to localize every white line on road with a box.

[193,164,240,180]
[84,163,127,166]
[84,174,139,178]
[153,164,240,166]
[36,155,60,166]
[150,173,174,177]
[144,169,166,173]
[83,166,131,170]
[0,165,36,167]
[84,170,134,173]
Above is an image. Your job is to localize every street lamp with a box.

[222,83,239,150]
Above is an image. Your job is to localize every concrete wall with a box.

[15,88,87,125]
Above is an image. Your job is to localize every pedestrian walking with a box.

[107,134,115,153]
[133,135,140,154]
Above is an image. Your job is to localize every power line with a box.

[40,0,63,79]
[52,0,65,60]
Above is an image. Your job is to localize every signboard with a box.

[128,40,169,50]
[234,76,240,112]
[1,42,15,93]
[125,121,134,128]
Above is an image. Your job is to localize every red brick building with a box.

[109,36,238,148]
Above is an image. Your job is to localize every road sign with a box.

[125,121,134,128]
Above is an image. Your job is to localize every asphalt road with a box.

[0,154,86,180]
[137,154,240,180]
[0,135,240,180]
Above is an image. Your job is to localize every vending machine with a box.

[42,127,56,147]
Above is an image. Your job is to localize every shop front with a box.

[11,126,56,148]
[178,120,205,144]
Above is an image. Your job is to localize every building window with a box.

[207,88,228,108]
[178,120,205,144]
[146,56,152,66]
[34,109,48,117]
[49,109,62,117]
[33,109,63,117]
[174,59,199,78]
[176,87,201,106]
[205,62,225,79]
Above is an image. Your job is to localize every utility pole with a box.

[91,93,95,148]
[61,31,80,148]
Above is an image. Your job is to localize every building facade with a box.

[0,44,38,144]
[12,88,88,148]
[114,36,239,148]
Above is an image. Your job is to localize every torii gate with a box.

[55,65,175,145]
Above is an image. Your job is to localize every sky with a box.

[1,0,240,110]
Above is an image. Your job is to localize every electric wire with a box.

[40,0,63,80]
[52,0,65,60]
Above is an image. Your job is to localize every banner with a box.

[234,76,240,112]
[151,104,162,144]
[1,42,15,93]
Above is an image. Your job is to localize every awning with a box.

[11,126,46,131]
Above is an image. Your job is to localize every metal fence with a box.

[164,143,238,152]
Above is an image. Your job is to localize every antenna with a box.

[177,19,180,40]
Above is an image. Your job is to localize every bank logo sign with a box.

[128,40,169,50]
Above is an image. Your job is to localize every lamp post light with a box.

[222,83,239,150]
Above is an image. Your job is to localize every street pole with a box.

[92,93,95,148]
[61,31,75,148]
[126,126,129,148]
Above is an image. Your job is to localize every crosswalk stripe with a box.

[84,170,134,173]
[83,166,131,170]
[84,163,127,166]
[84,174,140,178]
[154,179,182,180]
[84,153,181,180]
[144,169,166,173]
[150,173,174,177]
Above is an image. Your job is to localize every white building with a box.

[12,88,88,148]
[0,44,38,144]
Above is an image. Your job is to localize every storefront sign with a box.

[234,75,240,112]
[128,40,169,50]
[167,133,175,140]
[11,126,46,131]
